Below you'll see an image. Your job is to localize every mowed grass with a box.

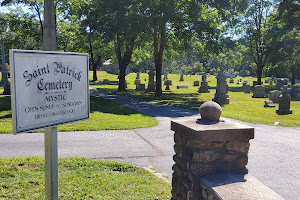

[91,71,300,127]
[0,92,158,134]
[0,157,171,199]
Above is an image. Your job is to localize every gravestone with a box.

[193,81,199,86]
[253,81,257,87]
[264,100,275,108]
[134,79,141,85]
[269,90,282,103]
[136,72,140,80]
[164,80,172,85]
[202,73,207,82]
[244,83,251,93]
[102,79,109,84]
[269,80,273,85]
[165,80,171,90]
[276,85,293,115]
[289,86,300,98]
[177,85,188,89]
[198,73,210,93]
[229,78,234,83]
[164,72,168,81]
[136,84,145,91]
[198,81,210,93]
[252,85,265,98]
[134,72,141,85]
[3,81,11,95]
[276,78,284,90]
[179,73,184,81]
[147,70,155,92]
[212,73,229,105]
[243,81,248,88]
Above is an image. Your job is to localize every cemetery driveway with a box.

[1,88,300,199]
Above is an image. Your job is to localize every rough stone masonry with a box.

[171,101,254,200]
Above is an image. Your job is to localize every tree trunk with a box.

[155,57,162,97]
[115,35,136,91]
[256,62,263,85]
[118,64,126,91]
[154,25,166,97]
[89,40,98,81]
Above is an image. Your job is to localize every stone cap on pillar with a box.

[171,119,254,141]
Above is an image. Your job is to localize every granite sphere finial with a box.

[199,101,222,122]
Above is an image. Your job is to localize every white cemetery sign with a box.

[10,49,89,134]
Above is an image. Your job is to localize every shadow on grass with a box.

[228,87,244,92]
[0,93,139,117]
[90,96,140,116]
[95,88,202,118]
[90,81,119,85]
[0,113,12,119]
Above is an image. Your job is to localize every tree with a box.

[142,0,190,96]
[276,0,300,84]
[56,0,115,81]
[242,0,273,84]
[267,9,300,84]
[84,0,146,91]
[1,0,44,38]
[0,9,42,50]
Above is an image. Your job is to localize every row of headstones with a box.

[116,72,296,115]
[243,83,294,115]
[211,73,295,115]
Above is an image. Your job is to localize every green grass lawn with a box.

[0,157,171,199]
[91,71,300,127]
[0,93,158,134]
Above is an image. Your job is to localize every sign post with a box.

[45,126,58,200]
[43,1,58,199]
[10,50,89,200]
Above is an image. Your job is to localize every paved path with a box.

[1,89,300,199]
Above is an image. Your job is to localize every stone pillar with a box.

[180,73,184,81]
[147,70,155,92]
[171,101,254,200]
[252,85,265,98]
[212,73,229,105]
[276,85,293,115]
[244,83,251,93]
[165,80,171,90]
[276,78,284,90]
